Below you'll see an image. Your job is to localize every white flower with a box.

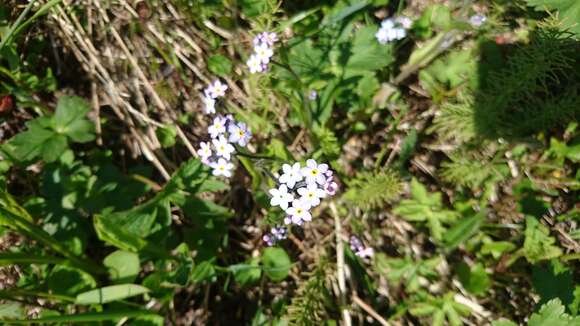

[286,199,312,224]
[269,184,294,211]
[278,163,303,189]
[212,135,235,160]
[301,159,329,185]
[254,43,273,64]
[207,80,228,98]
[210,158,234,177]
[356,247,375,258]
[197,141,212,163]
[228,122,252,146]
[297,183,326,207]
[247,54,264,74]
[202,95,216,114]
[208,116,227,138]
[376,17,410,44]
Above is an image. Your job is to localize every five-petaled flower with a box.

[213,135,235,160]
[301,159,329,185]
[207,80,228,98]
[210,158,234,177]
[297,183,326,207]
[279,163,303,189]
[247,55,264,74]
[286,199,312,224]
[269,184,294,211]
[208,116,227,138]
[228,122,252,146]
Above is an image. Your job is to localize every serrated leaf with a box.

[523,216,562,263]
[529,298,580,326]
[525,0,580,36]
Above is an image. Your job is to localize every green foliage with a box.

[374,253,441,292]
[409,292,471,326]
[393,178,459,241]
[456,262,490,295]
[343,169,402,210]
[522,216,562,263]
[262,247,292,282]
[440,149,509,189]
[285,259,330,325]
[529,299,580,326]
[75,284,150,305]
[525,0,580,36]
[103,250,140,284]
[207,54,233,77]
[1,96,94,163]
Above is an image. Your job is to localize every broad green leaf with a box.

[47,265,97,296]
[229,258,261,286]
[75,284,149,305]
[529,298,580,326]
[103,250,140,284]
[4,122,54,162]
[0,302,24,319]
[41,134,67,162]
[456,263,490,295]
[481,240,516,259]
[262,247,291,282]
[532,261,574,307]
[156,125,177,148]
[207,54,232,77]
[53,96,90,133]
[523,216,562,263]
[345,25,395,72]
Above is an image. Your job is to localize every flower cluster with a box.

[375,16,412,44]
[197,114,252,177]
[201,80,228,115]
[196,80,251,178]
[262,226,288,246]
[268,159,338,226]
[247,32,278,74]
[349,236,374,259]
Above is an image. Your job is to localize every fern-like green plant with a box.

[284,259,331,325]
[430,93,477,143]
[440,148,509,189]
[343,169,402,210]
[474,26,580,138]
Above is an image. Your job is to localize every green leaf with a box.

[523,216,563,263]
[47,265,97,296]
[532,261,574,307]
[444,212,484,249]
[191,260,216,283]
[393,178,459,241]
[345,25,395,72]
[156,125,177,148]
[262,247,291,282]
[41,134,68,162]
[103,250,140,284]
[529,298,580,326]
[4,121,54,162]
[75,284,149,305]
[207,54,233,77]
[0,310,159,324]
[525,0,580,36]
[481,240,516,259]
[491,320,518,326]
[374,253,440,292]
[53,96,90,132]
[456,262,490,295]
[0,302,24,319]
[229,258,262,286]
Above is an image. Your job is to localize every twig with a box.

[329,201,352,326]
[352,294,391,326]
